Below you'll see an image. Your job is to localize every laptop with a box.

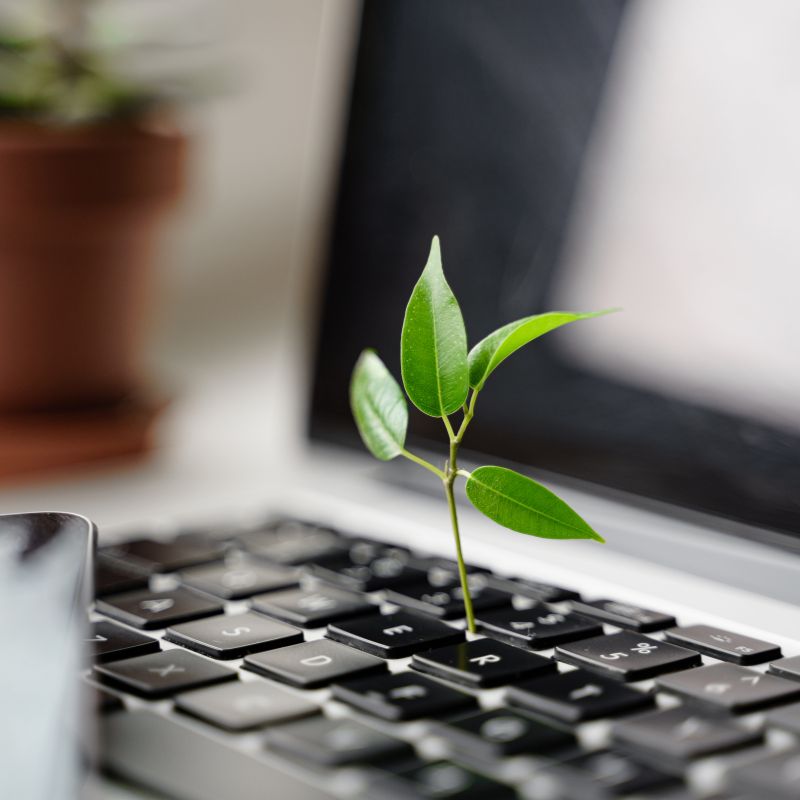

[68,1,800,798]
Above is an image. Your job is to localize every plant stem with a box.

[443,468,476,633]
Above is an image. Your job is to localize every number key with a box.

[556,631,701,681]
[664,625,781,665]
[477,605,602,650]
[87,620,160,663]
[95,587,223,630]
[251,586,373,627]
[570,599,676,632]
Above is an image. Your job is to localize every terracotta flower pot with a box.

[0,121,186,412]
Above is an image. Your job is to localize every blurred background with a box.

[0,0,798,535]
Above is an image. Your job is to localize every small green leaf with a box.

[465,465,604,542]
[468,309,618,390]
[401,236,469,417]
[350,349,408,461]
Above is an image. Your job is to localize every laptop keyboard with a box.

[87,517,800,799]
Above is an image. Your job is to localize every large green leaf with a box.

[350,349,408,461]
[465,465,604,542]
[468,309,617,390]
[401,236,469,417]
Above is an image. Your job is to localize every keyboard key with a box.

[87,620,160,663]
[175,680,317,731]
[94,556,148,597]
[506,669,654,723]
[100,537,225,575]
[769,655,800,681]
[555,631,701,681]
[308,549,424,592]
[244,639,386,689]
[385,577,511,620]
[180,559,298,600]
[88,684,124,713]
[95,649,236,698]
[657,663,800,713]
[434,709,575,759]
[164,612,303,659]
[237,521,348,565]
[95,587,223,630]
[251,585,374,627]
[535,750,677,798]
[266,715,412,767]
[477,606,602,650]
[332,672,476,721]
[570,599,676,632]
[327,611,463,658]
[613,706,762,762]
[664,625,781,665]
[365,760,517,799]
[767,702,800,735]
[487,575,580,602]
[411,638,556,689]
[726,748,800,800]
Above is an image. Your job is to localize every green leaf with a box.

[465,465,605,542]
[468,309,618,391]
[401,236,469,417]
[349,349,408,461]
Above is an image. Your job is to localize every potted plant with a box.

[0,1,210,475]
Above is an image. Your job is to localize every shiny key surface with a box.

[570,599,676,632]
[769,655,800,681]
[434,708,575,759]
[94,557,148,597]
[265,715,413,767]
[485,575,580,603]
[411,638,556,689]
[100,537,225,575]
[175,680,318,731]
[164,612,303,659]
[506,669,654,723]
[95,649,236,698]
[555,631,701,681]
[327,611,463,658]
[332,672,476,721]
[725,748,800,800]
[664,624,781,665]
[613,706,762,762]
[385,577,511,620]
[87,620,160,663]
[180,559,298,600]
[477,606,602,650]
[657,662,800,713]
[236,521,348,566]
[95,587,224,630]
[251,585,374,628]
[766,702,800,735]
[244,639,386,688]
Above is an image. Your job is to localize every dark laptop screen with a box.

[310,0,800,545]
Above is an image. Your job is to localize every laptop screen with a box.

[310,0,800,545]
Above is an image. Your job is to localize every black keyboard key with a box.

[100,537,224,574]
[385,578,510,620]
[434,709,575,759]
[726,748,800,800]
[657,663,800,713]
[327,611,463,658]
[175,680,317,731]
[88,684,124,713]
[506,669,654,723]
[664,625,782,665]
[164,612,303,659]
[411,638,556,689]
[237,522,347,565]
[410,556,491,583]
[266,715,413,767]
[251,585,374,627]
[95,649,236,698]
[308,552,423,592]
[486,575,580,602]
[767,701,800,734]
[555,631,701,681]
[769,655,800,681]
[477,606,602,650]
[94,556,148,597]
[570,599,676,632]
[87,620,160,663]
[536,750,677,798]
[365,760,517,799]
[332,672,476,721]
[95,587,223,630]
[244,639,386,688]
[613,706,762,763]
[180,559,298,600]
